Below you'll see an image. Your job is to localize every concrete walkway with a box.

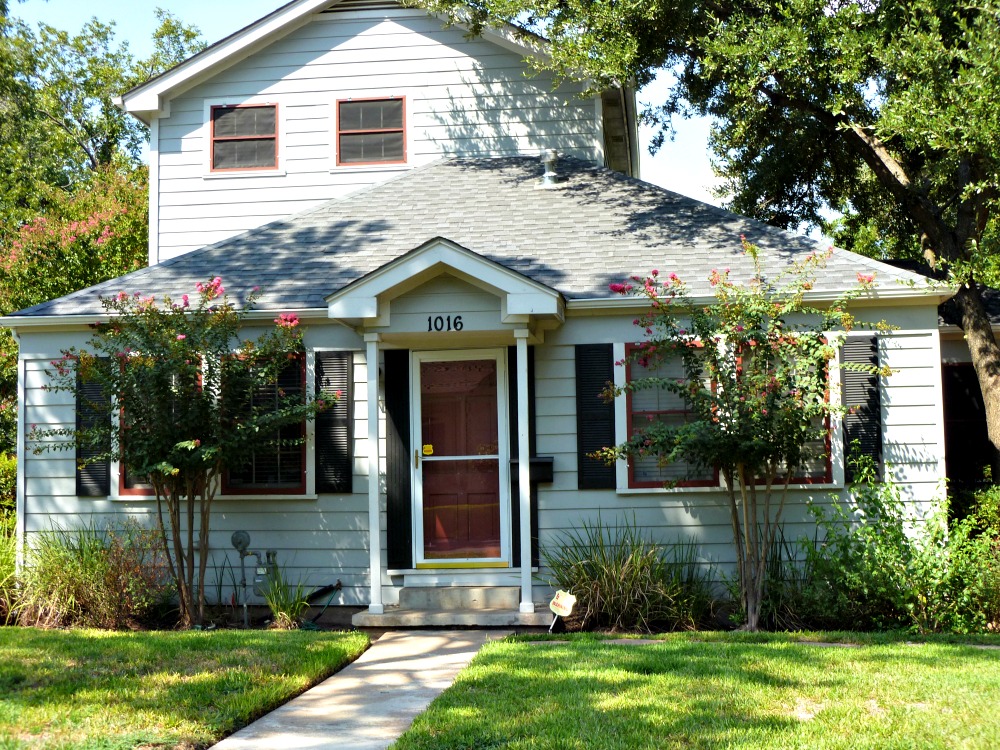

[210,630,504,750]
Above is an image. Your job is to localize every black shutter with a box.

[509,345,539,568]
[384,349,412,570]
[575,344,616,489]
[841,336,883,482]
[315,351,354,494]
[76,371,110,497]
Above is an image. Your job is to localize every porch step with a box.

[351,607,552,628]
[397,586,521,611]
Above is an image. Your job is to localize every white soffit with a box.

[326,237,563,322]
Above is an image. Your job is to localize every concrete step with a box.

[397,586,521,611]
[352,607,552,628]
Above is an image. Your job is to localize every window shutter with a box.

[841,336,883,482]
[384,349,412,570]
[575,344,616,489]
[76,371,110,497]
[315,351,354,494]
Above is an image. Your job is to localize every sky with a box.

[11,0,722,205]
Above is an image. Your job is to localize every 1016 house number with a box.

[427,315,463,332]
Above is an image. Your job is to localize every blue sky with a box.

[12,0,721,205]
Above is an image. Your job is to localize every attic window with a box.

[336,98,405,165]
[211,104,278,171]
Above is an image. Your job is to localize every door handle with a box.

[414,449,419,468]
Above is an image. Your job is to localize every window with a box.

[76,368,111,497]
[626,348,717,488]
[223,356,306,494]
[211,104,278,171]
[336,97,405,165]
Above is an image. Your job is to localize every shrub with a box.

[0,514,15,622]
[260,564,310,629]
[542,514,713,632]
[16,519,173,629]
[0,453,14,515]
[784,460,1000,633]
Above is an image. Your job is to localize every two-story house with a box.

[4,0,950,626]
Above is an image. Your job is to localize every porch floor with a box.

[352,607,552,628]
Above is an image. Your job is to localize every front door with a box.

[412,350,510,568]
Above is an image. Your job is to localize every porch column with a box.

[364,333,384,614]
[515,329,534,613]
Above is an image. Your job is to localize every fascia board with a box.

[121,0,331,117]
[565,285,955,314]
[1,308,331,332]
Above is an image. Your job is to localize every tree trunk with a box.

[951,282,1000,477]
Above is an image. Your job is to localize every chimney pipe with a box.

[541,149,559,187]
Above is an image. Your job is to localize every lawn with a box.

[392,632,1000,750]
[0,627,369,750]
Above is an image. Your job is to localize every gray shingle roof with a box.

[11,156,931,318]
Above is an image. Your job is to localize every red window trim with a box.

[335,96,407,167]
[221,354,307,496]
[210,103,279,173]
[625,344,719,489]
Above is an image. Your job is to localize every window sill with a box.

[329,163,410,174]
[203,169,286,180]
[616,482,841,495]
[107,493,319,502]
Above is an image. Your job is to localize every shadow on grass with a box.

[393,638,1000,750]
[0,627,368,749]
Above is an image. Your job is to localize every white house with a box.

[3,0,951,626]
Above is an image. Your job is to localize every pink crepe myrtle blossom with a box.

[176,334,186,341]
[275,312,299,329]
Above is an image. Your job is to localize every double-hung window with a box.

[224,356,306,494]
[626,347,717,488]
[211,104,278,171]
[336,97,405,165]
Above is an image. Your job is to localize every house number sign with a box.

[426,315,464,332]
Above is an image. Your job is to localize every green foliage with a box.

[260,565,311,630]
[779,462,1000,634]
[0,10,204,454]
[600,242,875,630]
[0,11,203,225]
[0,452,13,514]
[31,279,330,628]
[15,519,172,629]
[542,514,713,633]
[0,513,15,622]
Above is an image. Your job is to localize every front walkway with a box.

[209,630,505,750]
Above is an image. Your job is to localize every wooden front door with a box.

[412,350,510,567]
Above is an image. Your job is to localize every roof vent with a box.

[539,149,560,188]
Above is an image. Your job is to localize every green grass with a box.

[0,627,369,750]
[392,632,1000,750]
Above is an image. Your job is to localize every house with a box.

[3,0,951,626]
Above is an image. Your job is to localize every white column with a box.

[364,333,384,614]
[515,330,534,613]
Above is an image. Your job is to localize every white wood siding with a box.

[154,8,601,262]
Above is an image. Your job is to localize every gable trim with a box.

[326,237,564,323]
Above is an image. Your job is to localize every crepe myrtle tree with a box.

[33,277,332,628]
[597,240,886,631]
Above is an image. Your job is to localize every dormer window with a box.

[211,104,278,171]
[336,97,405,165]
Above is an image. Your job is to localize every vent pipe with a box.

[540,149,559,187]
